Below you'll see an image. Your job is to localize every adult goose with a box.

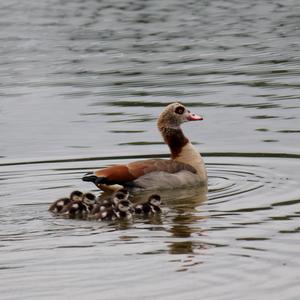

[83,102,207,192]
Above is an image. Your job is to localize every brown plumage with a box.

[90,159,196,185]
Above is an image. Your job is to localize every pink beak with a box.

[187,112,203,121]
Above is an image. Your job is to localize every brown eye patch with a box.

[175,106,185,115]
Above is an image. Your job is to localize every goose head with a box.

[157,102,202,130]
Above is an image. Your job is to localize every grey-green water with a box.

[1,0,300,299]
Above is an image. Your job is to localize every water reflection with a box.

[132,186,208,255]
[168,197,208,255]
[132,185,207,207]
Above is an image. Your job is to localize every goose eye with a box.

[175,106,185,115]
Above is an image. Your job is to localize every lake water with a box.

[1,0,300,299]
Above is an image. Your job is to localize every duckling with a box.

[49,190,83,213]
[82,192,96,204]
[148,194,162,213]
[60,191,95,218]
[48,197,71,213]
[114,199,134,220]
[81,192,97,212]
[134,194,162,215]
[92,205,118,221]
[90,190,132,221]
[89,198,113,220]
[112,188,130,206]
[117,188,130,198]
[70,190,84,202]
[65,200,89,218]
[97,198,113,211]
[133,201,144,214]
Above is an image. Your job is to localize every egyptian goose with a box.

[83,102,207,192]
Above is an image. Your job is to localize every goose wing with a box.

[82,159,196,185]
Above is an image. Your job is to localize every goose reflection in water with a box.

[132,185,208,256]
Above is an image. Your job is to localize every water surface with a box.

[0,0,300,299]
